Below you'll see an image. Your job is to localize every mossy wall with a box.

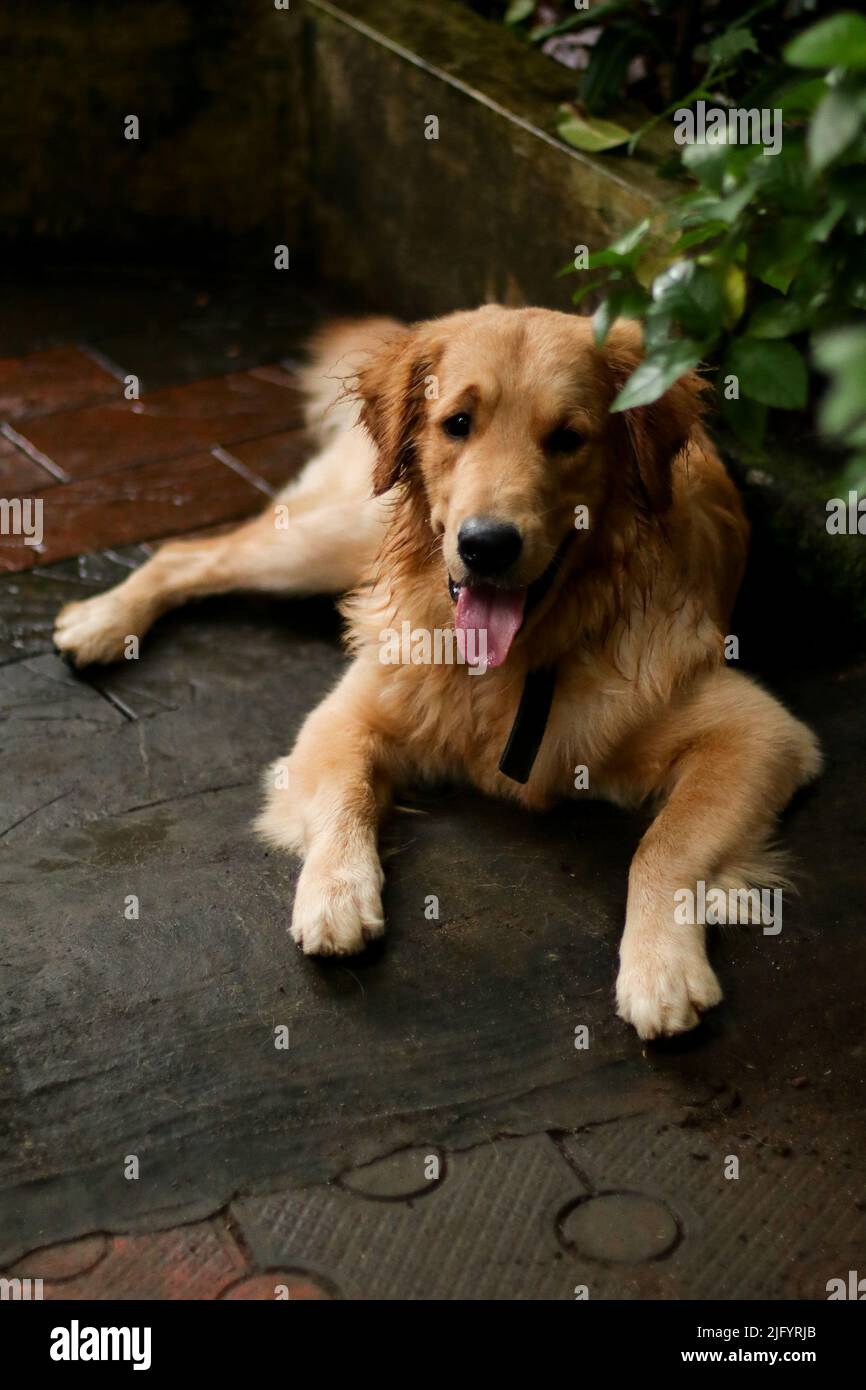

[1,0,663,299]
[304,0,666,317]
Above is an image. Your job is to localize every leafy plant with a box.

[564,12,866,483]
[480,1,836,154]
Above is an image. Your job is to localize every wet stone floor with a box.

[0,267,864,1299]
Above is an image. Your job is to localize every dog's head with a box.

[359,306,704,667]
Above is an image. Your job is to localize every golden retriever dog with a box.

[53,308,821,1038]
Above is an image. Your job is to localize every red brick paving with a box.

[4,1221,337,1300]
[0,347,311,573]
[0,346,119,420]
[9,1234,108,1282]
[221,1273,333,1300]
[0,437,52,495]
[6,1220,249,1300]
[222,428,314,492]
[0,451,266,572]
[15,366,304,481]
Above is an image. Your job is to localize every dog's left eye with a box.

[547,426,584,454]
[443,413,472,439]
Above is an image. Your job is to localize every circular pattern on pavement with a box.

[340,1145,445,1200]
[8,1234,109,1282]
[220,1271,334,1300]
[557,1191,681,1264]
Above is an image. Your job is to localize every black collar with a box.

[497,532,573,783]
[498,664,557,784]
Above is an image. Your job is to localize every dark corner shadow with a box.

[783,776,823,824]
[153,591,345,647]
[642,1008,727,1059]
[733,544,866,682]
[307,936,389,987]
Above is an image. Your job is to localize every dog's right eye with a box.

[443,413,472,439]
[546,425,585,454]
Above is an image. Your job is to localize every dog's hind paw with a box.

[53,594,140,668]
[616,938,722,1040]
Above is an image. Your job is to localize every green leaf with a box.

[753,263,796,294]
[557,111,631,153]
[607,218,652,258]
[784,14,866,71]
[641,303,675,354]
[592,285,650,346]
[726,338,809,409]
[831,165,866,215]
[789,251,835,314]
[813,324,866,373]
[839,453,866,493]
[587,218,652,269]
[669,222,729,254]
[809,90,864,171]
[750,218,812,293]
[651,259,725,339]
[719,388,768,450]
[580,27,642,116]
[570,277,606,307]
[707,27,759,67]
[530,0,629,43]
[504,0,534,24]
[721,262,747,329]
[808,198,847,242]
[681,137,731,193]
[779,76,829,117]
[745,137,813,214]
[746,299,809,339]
[610,341,703,412]
[592,297,618,348]
[813,326,866,437]
[672,183,754,229]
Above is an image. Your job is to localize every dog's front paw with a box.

[291,847,385,956]
[616,935,722,1040]
[53,594,140,667]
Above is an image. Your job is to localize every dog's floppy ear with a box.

[358,325,437,496]
[603,320,706,513]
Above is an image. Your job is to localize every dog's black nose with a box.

[457,517,523,577]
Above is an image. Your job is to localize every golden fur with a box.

[54,307,821,1038]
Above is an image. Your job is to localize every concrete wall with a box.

[1,0,664,303]
[303,0,666,316]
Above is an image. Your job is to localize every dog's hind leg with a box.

[53,429,385,668]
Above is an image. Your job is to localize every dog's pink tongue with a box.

[455,584,525,668]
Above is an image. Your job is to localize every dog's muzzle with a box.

[448,532,574,669]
